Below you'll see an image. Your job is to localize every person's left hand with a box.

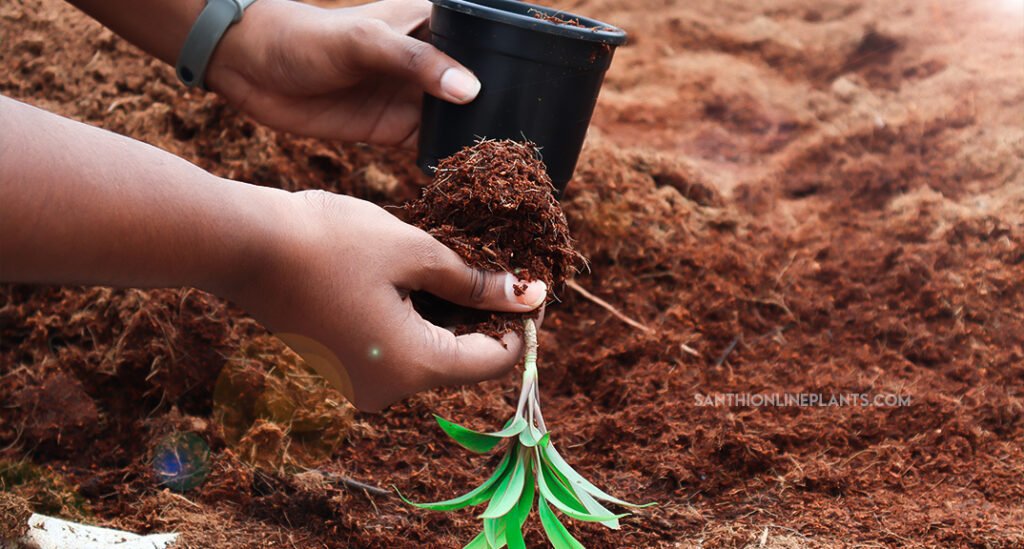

[206,0,479,147]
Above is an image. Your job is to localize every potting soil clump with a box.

[405,139,581,336]
[0,492,31,542]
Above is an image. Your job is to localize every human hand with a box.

[207,0,479,147]
[225,190,547,412]
[1,95,540,413]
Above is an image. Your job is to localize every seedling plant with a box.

[401,319,652,548]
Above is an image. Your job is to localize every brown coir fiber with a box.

[404,139,581,336]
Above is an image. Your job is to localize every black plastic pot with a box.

[417,0,627,193]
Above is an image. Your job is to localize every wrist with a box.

[197,178,297,303]
[204,0,294,91]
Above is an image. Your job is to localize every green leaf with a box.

[505,463,534,549]
[519,421,547,447]
[574,484,621,530]
[543,453,621,529]
[463,531,488,549]
[536,455,625,523]
[484,517,501,548]
[539,433,551,448]
[481,450,527,519]
[399,450,513,511]
[516,464,535,527]
[435,415,527,454]
[538,494,585,549]
[519,428,536,447]
[531,422,544,438]
[543,444,656,509]
[465,526,509,549]
[466,526,508,549]
[539,459,587,514]
[504,513,526,549]
[518,426,537,447]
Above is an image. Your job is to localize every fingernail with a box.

[504,274,547,309]
[440,68,481,103]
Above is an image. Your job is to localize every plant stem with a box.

[515,375,533,418]
[523,318,538,376]
[533,381,547,433]
[515,318,537,418]
[518,319,548,435]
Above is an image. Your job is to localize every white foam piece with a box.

[5,513,178,549]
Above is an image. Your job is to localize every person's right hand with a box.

[208,0,479,147]
[225,189,547,412]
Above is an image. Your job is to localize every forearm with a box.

[65,0,279,88]
[0,95,288,296]
[68,0,206,67]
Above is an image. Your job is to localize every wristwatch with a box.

[176,0,259,89]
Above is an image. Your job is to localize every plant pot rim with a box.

[430,0,627,46]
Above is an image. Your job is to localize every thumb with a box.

[344,18,480,104]
[427,327,525,387]
[403,237,548,313]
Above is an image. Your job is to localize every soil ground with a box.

[1,0,1023,547]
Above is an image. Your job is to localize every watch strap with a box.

[176,0,258,89]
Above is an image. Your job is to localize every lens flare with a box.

[151,432,211,493]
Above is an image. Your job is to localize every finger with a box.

[344,19,480,104]
[422,322,525,386]
[394,86,422,149]
[400,235,548,313]
[342,0,431,35]
[411,18,431,42]
[399,126,419,150]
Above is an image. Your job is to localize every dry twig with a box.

[566,279,653,334]
[322,472,391,497]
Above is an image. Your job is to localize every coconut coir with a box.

[0,492,31,542]
[404,140,580,337]
[531,10,586,28]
